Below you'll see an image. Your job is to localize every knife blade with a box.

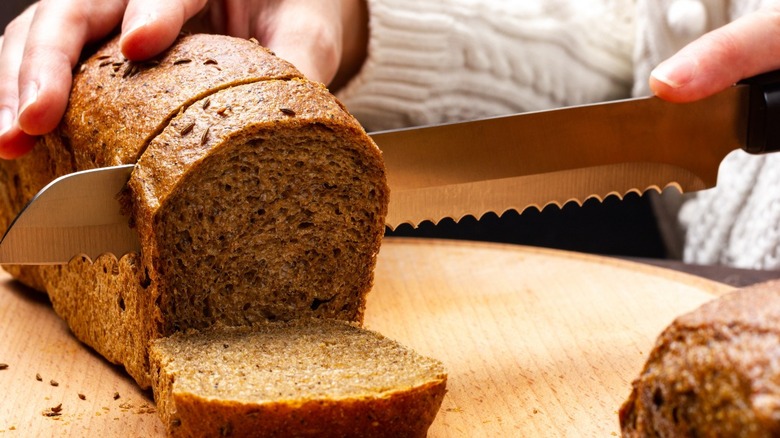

[373,71,780,229]
[2,72,779,264]
[0,164,140,265]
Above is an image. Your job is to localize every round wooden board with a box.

[0,238,732,436]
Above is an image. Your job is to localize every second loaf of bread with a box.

[620,279,780,436]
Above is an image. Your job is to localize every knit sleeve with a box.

[336,0,635,132]
[678,0,780,269]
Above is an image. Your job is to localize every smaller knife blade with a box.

[0,164,140,265]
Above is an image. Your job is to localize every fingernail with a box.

[123,14,153,38]
[18,82,39,120]
[651,56,698,88]
[0,107,13,137]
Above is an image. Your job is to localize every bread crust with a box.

[66,35,300,167]
[620,279,780,437]
[163,383,447,438]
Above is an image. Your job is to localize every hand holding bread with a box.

[0,0,369,159]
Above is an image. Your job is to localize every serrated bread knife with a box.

[2,72,780,264]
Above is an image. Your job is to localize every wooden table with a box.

[0,238,750,436]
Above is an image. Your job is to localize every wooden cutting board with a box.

[0,238,732,436]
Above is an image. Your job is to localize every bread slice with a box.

[150,319,447,437]
[619,279,780,436]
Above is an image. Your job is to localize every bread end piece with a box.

[150,319,447,438]
[619,280,780,437]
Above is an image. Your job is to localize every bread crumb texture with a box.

[620,280,780,437]
[134,79,386,334]
[150,319,447,437]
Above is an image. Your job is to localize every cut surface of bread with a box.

[131,78,385,334]
[150,319,447,438]
[620,280,780,437]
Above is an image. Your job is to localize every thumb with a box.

[650,5,780,102]
[119,0,209,60]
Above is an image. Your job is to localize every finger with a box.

[252,1,343,85]
[16,0,127,136]
[120,0,209,60]
[0,125,37,160]
[650,6,780,102]
[0,5,38,158]
[0,6,35,115]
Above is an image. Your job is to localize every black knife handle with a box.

[742,70,780,154]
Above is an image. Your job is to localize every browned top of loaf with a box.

[63,34,301,167]
[131,78,367,213]
[672,279,780,332]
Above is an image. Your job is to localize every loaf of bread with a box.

[0,32,386,385]
[0,34,446,436]
[619,279,780,437]
[150,319,447,437]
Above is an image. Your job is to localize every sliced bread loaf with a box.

[0,34,446,436]
[129,77,386,334]
[150,319,447,437]
[0,33,388,386]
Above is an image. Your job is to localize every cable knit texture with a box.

[337,0,635,132]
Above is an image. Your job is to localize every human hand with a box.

[0,0,368,159]
[650,3,780,102]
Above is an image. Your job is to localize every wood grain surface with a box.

[0,238,733,436]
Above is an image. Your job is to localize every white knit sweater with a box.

[337,0,779,269]
[337,0,635,131]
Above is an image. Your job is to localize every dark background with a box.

[0,2,667,259]
[1,0,29,29]
[386,193,666,258]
